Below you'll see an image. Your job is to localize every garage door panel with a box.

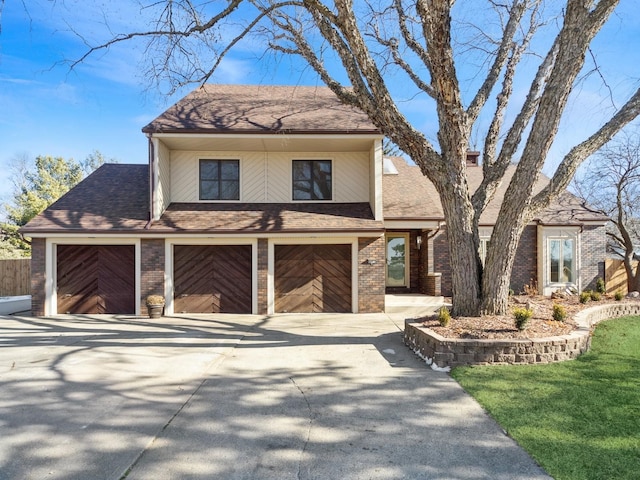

[322,282,351,312]
[174,245,252,314]
[275,277,314,296]
[275,244,351,313]
[274,259,311,274]
[217,294,252,314]
[314,260,351,278]
[174,294,213,314]
[313,245,351,260]
[59,291,97,315]
[278,244,314,260]
[278,294,315,313]
[56,245,135,315]
[323,276,352,296]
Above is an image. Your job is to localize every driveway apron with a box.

[0,313,551,480]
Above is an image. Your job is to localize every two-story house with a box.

[22,84,608,317]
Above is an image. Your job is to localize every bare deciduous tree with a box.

[574,132,640,293]
[24,0,640,315]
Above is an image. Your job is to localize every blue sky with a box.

[1,1,639,211]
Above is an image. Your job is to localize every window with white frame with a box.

[549,238,575,283]
[479,237,490,265]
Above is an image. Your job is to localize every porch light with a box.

[416,236,422,249]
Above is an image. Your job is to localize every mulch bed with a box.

[419,294,633,340]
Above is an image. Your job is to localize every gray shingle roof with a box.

[149,203,382,233]
[143,84,380,135]
[383,157,609,225]
[21,164,150,234]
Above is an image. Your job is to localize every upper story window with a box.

[199,159,239,200]
[292,160,332,201]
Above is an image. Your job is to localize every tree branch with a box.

[532,86,640,211]
[467,0,529,123]
[69,0,245,70]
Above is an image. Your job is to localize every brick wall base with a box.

[425,273,441,296]
[404,302,640,370]
[358,236,385,313]
[30,238,46,317]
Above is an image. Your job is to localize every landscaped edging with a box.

[404,302,640,372]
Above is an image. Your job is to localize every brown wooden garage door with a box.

[57,245,135,314]
[275,244,351,313]
[174,245,252,314]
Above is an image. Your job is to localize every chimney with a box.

[466,151,480,166]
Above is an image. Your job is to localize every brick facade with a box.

[510,225,537,293]
[432,229,452,296]
[257,239,268,315]
[358,236,385,312]
[580,224,606,291]
[140,239,165,315]
[30,238,46,317]
[432,224,538,296]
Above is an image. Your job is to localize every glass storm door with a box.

[386,234,408,287]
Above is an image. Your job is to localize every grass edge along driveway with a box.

[451,316,640,480]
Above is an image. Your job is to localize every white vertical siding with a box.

[157,141,171,212]
[370,140,383,220]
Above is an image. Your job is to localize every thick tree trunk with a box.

[480,218,528,315]
[435,173,482,317]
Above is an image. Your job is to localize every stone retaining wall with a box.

[404,302,640,371]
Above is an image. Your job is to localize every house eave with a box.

[383,219,442,229]
[24,228,385,238]
[143,128,382,136]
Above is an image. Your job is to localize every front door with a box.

[386,234,408,287]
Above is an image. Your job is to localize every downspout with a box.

[145,133,154,229]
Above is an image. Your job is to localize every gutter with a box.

[145,133,155,230]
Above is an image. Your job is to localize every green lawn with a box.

[451,316,640,480]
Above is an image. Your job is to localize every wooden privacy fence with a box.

[605,258,638,295]
[0,259,31,296]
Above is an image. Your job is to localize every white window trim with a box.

[478,227,493,266]
[538,226,581,295]
[479,238,492,265]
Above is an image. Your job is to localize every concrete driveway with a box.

[0,313,551,480]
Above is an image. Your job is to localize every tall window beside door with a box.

[199,159,240,200]
[386,234,408,287]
